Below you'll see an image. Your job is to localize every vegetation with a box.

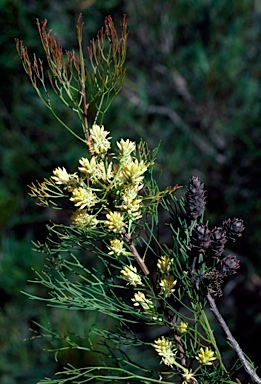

[1,0,261,382]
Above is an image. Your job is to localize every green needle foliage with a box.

[17,14,261,384]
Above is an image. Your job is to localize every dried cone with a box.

[185,176,206,220]
[222,218,245,242]
[191,223,211,253]
[209,227,228,257]
[219,255,240,275]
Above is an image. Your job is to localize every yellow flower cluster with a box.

[105,211,126,233]
[120,265,143,287]
[181,369,197,384]
[131,291,154,311]
[157,255,177,298]
[89,124,111,155]
[196,347,216,365]
[108,238,129,257]
[177,321,188,335]
[131,291,162,322]
[71,211,98,229]
[159,275,177,297]
[157,255,173,274]
[49,124,150,233]
[152,336,177,366]
[52,167,79,191]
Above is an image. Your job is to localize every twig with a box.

[125,233,150,276]
[207,292,261,384]
[173,333,186,367]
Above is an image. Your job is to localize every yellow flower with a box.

[131,291,153,311]
[116,138,136,162]
[120,159,148,184]
[181,369,197,383]
[108,238,129,256]
[152,336,177,366]
[79,157,113,183]
[71,210,98,229]
[196,347,216,365]
[120,265,143,287]
[52,167,79,190]
[89,124,111,155]
[78,157,97,177]
[52,167,70,184]
[70,187,98,209]
[118,196,143,218]
[105,211,127,233]
[157,255,173,274]
[177,321,188,335]
[159,276,177,297]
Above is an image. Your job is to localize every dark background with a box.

[0,0,261,382]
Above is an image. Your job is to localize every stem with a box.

[173,333,186,367]
[82,83,89,140]
[207,292,261,384]
[125,233,150,276]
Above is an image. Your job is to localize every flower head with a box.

[118,191,143,219]
[182,369,197,383]
[108,238,129,256]
[52,167,70,184]
[159,276,177,297]
[89,124,111,155]
[157,255,173,274]
[120,265,143,287]
[70,187,98,209]
[105,211,127,233]
[152,336,177,366]
[71,210,98,229]
[120,159,148,185]
[196,347,216,365]
[131,291,153,311]
[79,157,113,183]
[116,138,136,163]
[52,167,79,190]
[177,321,188,335]
[79,157,97,177]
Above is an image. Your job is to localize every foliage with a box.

[14,11,261,384]
[1,0,261,383]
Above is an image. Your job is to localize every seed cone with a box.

[191,223,211,253]
[222,218,245,242]
[209,227,228,257]
[219,255,240,275]
[185,176,206,220]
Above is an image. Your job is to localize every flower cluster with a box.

[157,255,173,274]
[108,238,129,257]
[152,336,177,366]
[131,291,154,311]
[159,276,177,297]
[196,346,216,365]
[177,321,188,335]
[181,369,197,384]
[120,265,143,287]
[157,255,177,298]
[44,124,152,234]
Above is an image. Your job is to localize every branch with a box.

[207,292,261,384]
[125,233,150,276]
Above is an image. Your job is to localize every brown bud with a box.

[222,218,245,242]
[219,255,240,275]
[191,223,211,253]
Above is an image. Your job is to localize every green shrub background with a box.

[0,0,260,382]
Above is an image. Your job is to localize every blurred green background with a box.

[1,0,261,382]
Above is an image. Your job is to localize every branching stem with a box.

[207,292,261,384]
[125,233,150,276]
